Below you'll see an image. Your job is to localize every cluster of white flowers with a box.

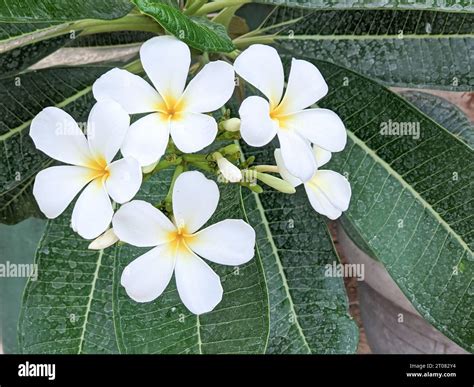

[30,36,351,314]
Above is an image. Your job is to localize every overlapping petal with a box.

[140,36,190,102]
[105,157,142,204]
[113,200,176,247]
[278,130,316,182]
[172,171,219,233]
[285,108,347,152]
[234,44,284,108]
[180,61,235,113]
[87,99,130,163]
[30,107,91,166]
[121,245,176,303]
[170,112,217,153]
[121,113,170,167]
[92,68,163,114]
[278,58,328,114]
[239,96,278,147]
[189,220,255,265]
[175,247,223,315]
[304,170,351,220]
[71,179,114,239]
[33,165,94,219]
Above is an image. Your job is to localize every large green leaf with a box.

[283,56,473,351]
[0,0,134,22]
[0,66,111,224]
[240,144,358,353]
[133,0,235,52]
[253,0,474,11]
[269,8,474,91]
[114,172,270,354]
[0,218,46,353]
[18,210,120,354]
[401,91,474,148]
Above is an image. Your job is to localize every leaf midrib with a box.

[250,189,312,353]
[77,247,104,353]
[277,33,473,41]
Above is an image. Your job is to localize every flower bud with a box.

[88,228,119,250]
[221,117,241,132]
[256,172,296,194]
[216,153,242,182]
[142,160,158,174]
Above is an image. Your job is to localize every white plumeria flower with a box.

[234,44,347,182]
[93,36,236,167]
[275,146,351,220]
[30,100,142,239]
[112,171,256,314]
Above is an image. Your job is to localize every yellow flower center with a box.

[86,155,110,182]
[155,95,186,121]
[269,102,290,129]
[167,227,195,254]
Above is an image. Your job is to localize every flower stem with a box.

[254,165,279,173]
[184,0,208,15]
[195,0,250,16]
[164,164,185,213]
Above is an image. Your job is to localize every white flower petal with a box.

[274,149,302,188]
[234,44,284,107]
[113,200,176,247]
[121,113,170,167]
[286,108,346,152]
[313,145,332,168]
[172,171,219,233]
[189,220,255,265]
[304,170,351,219]
[180,61,235,113]
[217,157,242,183]
[88,228,119,250]
[278,59,328,113]
[278,130,316,182]
[105,157,142,204]
[140,36,190,102]
[121,245,175,303]
[170,112,217,153]
[87,100,130,163]
[175,248,223,315]
[30,107,91,166]
[71,179,113,239]
[239,96,278,147]
[92,68,163,114]
[33,165,93,219]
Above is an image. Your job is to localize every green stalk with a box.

[195,0,250,16]
[164,165,185,212]
[184,0,208,15]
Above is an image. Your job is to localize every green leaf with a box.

[401,91,474,148]
[0,0,134,22]
[0,66,111,224]
[293,57,474,351]
[18,210,120,354]
[253,0,474,11]
[240,144,358,353]
[0,218,46,353]
[132,0,235,52]
[271,8,473,90]
[114,172,270,354]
